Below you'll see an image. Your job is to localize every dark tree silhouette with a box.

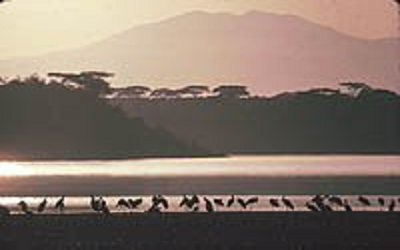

[48,71,114,96]
[213,85,250,99]
[150,88,179,99]
[115,85,152,98]
[178,85,210,98]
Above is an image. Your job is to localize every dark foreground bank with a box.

[1,212,399,250]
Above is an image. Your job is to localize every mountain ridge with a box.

[0,10,398,94]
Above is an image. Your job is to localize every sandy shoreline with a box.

[1,212,399,249]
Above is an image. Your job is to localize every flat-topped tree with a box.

[213,85,250,99]
[178,85,210,98]
[48,71,114,96]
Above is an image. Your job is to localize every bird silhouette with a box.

[203,197,214,212]
[269,198,280,209]
[328,196,344,207]
[116,198,130,209]
[388,199,396,212]
[237,196,258,209]
[226,195,235,207]
[55,196,65,213]
[377,197,385,210]
[213,198,224,207]
[90,195,105,213]
[128,198,143,209]
[37,199,47,213]
[179,195,190,208]
[343,199,353,212]
[305,202,319,212]
[18,201,33,215]
[152,195,169,210]
[281,196,295,210]
[358,196,371,209]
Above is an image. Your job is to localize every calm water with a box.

[0,155,399,213]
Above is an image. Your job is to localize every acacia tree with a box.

[213,85,250,99]
[48,71,114,96]
[178,85,210,98]
[116,85,152,98]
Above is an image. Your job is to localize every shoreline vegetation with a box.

[0,72,399,160]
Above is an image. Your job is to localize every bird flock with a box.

[0,195,399,216]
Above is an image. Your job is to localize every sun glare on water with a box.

[0,162,34,177]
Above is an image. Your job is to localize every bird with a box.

[388,199,396,212]
[152,195,169,210]
[18,201,33,215]
[213,198,224,207]
[37,199,47,213]
[128,198,143,209]
[377,197,385,210]
[281,196,295,210]
[237,196,258,209]
[269,198,280,209]
[204,197,214,212]
[116,198,130,209]
[55,196,65,213]
[90,195,105,213]
[305,202,319,212]
[328,196,344,207]
[343,199,353,212]
[358,195,371,207]
[179,195,190,208]
[226,195,235,207]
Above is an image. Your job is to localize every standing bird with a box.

[237,196,258,209]
[388,199,396,212]
[269,198,280,209]
[226,195,235,208]
[213,198,224,207]
[343,199,353,212]
[55,196,65,213]
[18,201,32,215]
[128,198,143,209]
[152,195,169,210]
[358,196,371,209]
[281,196,295,210]
[204,197,214,212]
[37,198,47,213]
[377,197,385,210]
[328,196,344,207]
[116,198,130,209]
[90,196,104,213]
[179,195,190,208]
[305,202,319,212]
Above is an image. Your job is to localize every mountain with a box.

[0,10,399,94]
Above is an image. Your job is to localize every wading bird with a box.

[377,197,385,210]
[237,196,258,209]
[18,201,33,215]
[226,195,235,207]
[116,198,130,209]
[55,196,65,213]
[152,195,169,210]
[128,198,143,209]
[213,198,224,207]
[305,202,319,212]
[343,199,353,212]
[282,196,295,210]
[204,197,214,212]
[37,198,47,213]
[358,196,371,209]
[269,198,280,209]
[388,199,396,212]
[328,196,344,207]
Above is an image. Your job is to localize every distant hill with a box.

[0,11,399,95]
[0,77,207,160]
[112,86,400,154]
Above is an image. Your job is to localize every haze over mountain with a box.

[0,11,398,94]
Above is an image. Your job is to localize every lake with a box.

[0,155,399,213]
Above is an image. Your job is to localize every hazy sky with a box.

[0,0,398,59]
